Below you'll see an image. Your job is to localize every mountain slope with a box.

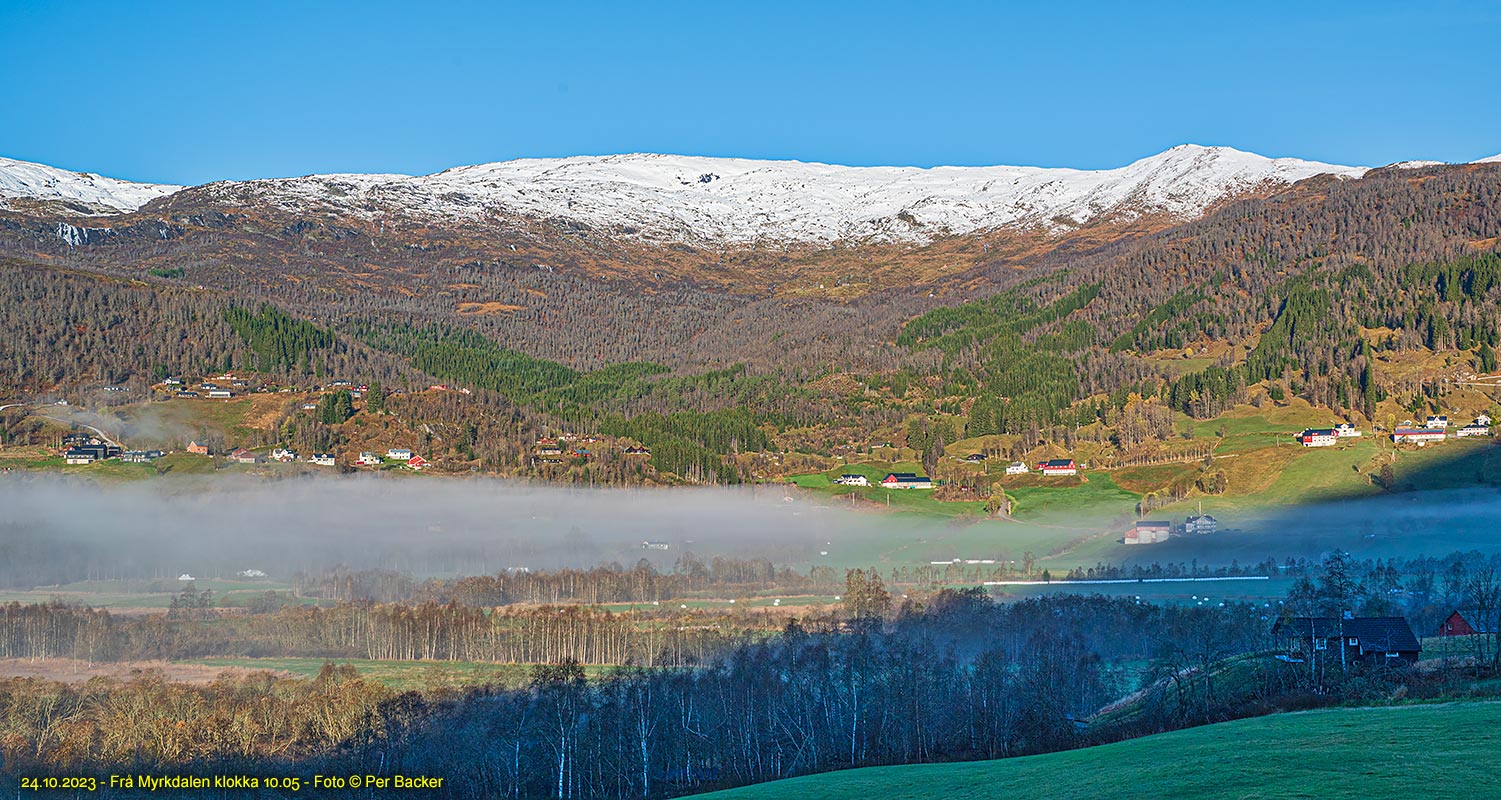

[1,145,1365,244]
[172,144,1368,245]
[0,156,181,215]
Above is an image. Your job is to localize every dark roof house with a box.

[1274,615,1421,665]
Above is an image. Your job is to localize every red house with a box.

[1438,609,1498,637]
[406,455,429,470]
[1038,459,1077,476]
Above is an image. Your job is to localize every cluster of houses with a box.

[1296,414,1493,447]
[833,472,935,489]
[1295,422,1363,447]
[60,432,166,465]
[532,435,644,465]
[354,448,429,470]
[181,441,426,470]
[161,374,392,403]
[1123,513,1218,545]
[1392,414,1491,445]
[831,457,1082,491]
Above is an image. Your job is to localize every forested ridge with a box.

[2,163,1501,484]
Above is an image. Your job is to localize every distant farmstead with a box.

[1184,514,1218,535]
[881,473,933,490]
[1393,427,1446,445]
[834,474,870,486]
[1038,459,1077,476]
[1124,520,1171,545]
[1297,428,1338,447]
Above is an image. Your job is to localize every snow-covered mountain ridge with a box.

[4,145,1490,244]
[0,157,181,215]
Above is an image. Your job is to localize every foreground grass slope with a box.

[701,702,1501,800]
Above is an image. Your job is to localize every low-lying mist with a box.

[0,474,888,588]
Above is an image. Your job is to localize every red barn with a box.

[1438,609,1497,637]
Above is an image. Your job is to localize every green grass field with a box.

[699,702,1501,800]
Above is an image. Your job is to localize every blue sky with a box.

[2,0,1498,184]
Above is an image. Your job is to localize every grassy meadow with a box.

[699,701,1501,800]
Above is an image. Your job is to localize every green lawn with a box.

[700,702,1501,800]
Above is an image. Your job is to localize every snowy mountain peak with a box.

[1,146,1372,243]
[0,157,181,214]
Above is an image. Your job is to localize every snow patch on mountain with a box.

[0,157,181,214]
[1475,154,1501,164]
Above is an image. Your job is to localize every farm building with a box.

[176,391,200,399]
[1273,615,1421,666]
[1184,514,1218,535]
[1333,423,1362,437]
[1124,520,1171,545]
[1393,427,1446,444]
[1437,609,1498,637]
[120,450,163,463]
[1296,428,1338,447]
[64,447,98,465]
[1456,423,1490,438]
[207,389,235,399]
[1005,461,1029,475]
[963,453,988,462]
[406,455,429,470]
[881,472,933,489]
[230,448,261,464]
[834,474,870,486]
[1038,459,1077,476]
[624,446,651,456]
[186,441,210,455]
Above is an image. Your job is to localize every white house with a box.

[1333,423,1362,438]
[356,452,382,466]
[310,453,337,466]
[1475,413,1492,427]
[1005,462,1029,475]
[271,447,298,462]
[1393,428,1446,445]
[1425,415,1450,428]
[1184,514,1218,535]
[834,474,870,486]
[386,448,414,461]
[1456,423,1491,438]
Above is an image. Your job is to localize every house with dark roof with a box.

[881,472,933,489]
[1273,615,1421,666]
[1037,459,1077,476]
